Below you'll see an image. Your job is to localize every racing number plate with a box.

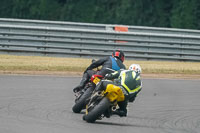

[93,77,100,84]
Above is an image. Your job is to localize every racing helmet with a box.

[129,64,142,74]
[112,50,125,62]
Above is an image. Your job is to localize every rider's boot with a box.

[112,109,127,117]
[73,73,88,92]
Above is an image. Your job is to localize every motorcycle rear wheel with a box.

[83,97,110,123]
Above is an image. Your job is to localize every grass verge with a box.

[1,54,200,79]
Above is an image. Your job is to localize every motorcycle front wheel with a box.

[72,86,94,113]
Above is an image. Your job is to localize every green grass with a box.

[1,54,200,75]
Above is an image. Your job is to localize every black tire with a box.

[72,87,93,113]
[83,97,110,123]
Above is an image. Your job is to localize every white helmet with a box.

[129,64,142,74]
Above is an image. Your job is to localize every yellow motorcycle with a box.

[83,83,125,123]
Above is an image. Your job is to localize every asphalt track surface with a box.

[0,75,200,133]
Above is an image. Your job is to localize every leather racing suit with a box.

[73,56,126,92]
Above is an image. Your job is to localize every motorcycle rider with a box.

[95,64,142,117]
[73,50,126,93]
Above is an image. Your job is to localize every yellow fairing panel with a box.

[104,84,125,102]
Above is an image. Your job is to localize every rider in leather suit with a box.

[73,50,126,92]
[96,64,142,117]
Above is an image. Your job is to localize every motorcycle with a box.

[83,83,125,123]
[72,59,116,113]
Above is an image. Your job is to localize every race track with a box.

[0,75,199,133]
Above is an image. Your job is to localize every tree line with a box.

[0,0,200,30]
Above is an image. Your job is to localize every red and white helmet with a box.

[129,64,142,74]
[112,50,125,62]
